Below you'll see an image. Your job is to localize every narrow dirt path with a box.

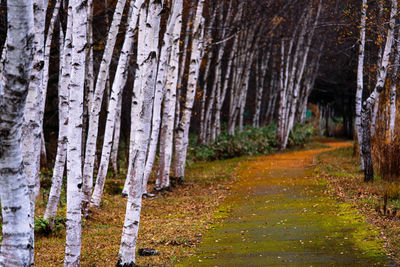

[179,141,393,266]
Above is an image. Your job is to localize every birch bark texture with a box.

[157,0,184,190]
[44,18,71,223]
[82,0,128,213]
[64,0,88,265]
[90,0,141,208]
[0,1,34,265]
[360,0,397,182]
[389,26,400,139]
[118,0,162,264]
[144,0,183,192]
[21,0,49,252]
[355,0,367,169]
[173,0,205,180]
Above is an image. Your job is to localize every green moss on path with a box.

[177,141,392,266]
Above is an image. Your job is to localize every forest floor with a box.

[177,140,393,266]
[315,145,400,265]
[34,140,396,266]
[35,149,244,266]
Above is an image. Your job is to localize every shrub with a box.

[34,218,52,236]
[190,123,314,161]
[372,133,400,182]
[288,123,314,147]
[372,116,400,182]
[34,216,66,237]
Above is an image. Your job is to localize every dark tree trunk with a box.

[361,109,374,182]
[325,106,330,137]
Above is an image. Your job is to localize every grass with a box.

[315,146,400,263]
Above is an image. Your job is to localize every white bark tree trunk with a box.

[118,1,162,264]
[21,0,49,250]
[215,32,238,136]
[44,19,71,224]
[0,38,6,81]
[174,6,194,144]
[282,3,321,149]
[156,0,184,190]
[86,0,95,111]
[198,47,214,145]
[360,0,397,182]
[143,0,183,193]
[111,94,123,173]
[39,0,61,175]
[90,0,143,208]
[0,1,34,265]
[355,0,367,169]
[64,0,88,265]
[172,0,205,180]
[198,4,220,145]
[82,0,127,212]
[253,50,270,127]
[278,39,287,149]
[389,27,400,139]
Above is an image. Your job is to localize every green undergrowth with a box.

[189,123,314,161]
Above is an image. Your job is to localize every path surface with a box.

[180,141,393,266]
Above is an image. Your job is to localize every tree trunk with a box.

[118,1,161,265]
[253,49,270,127]
[355,0,367,169]
[82,0,127,213]
[361,110,373,182]
[0,1,34,265]
[64,0,88,265]
[21,0,49,251]
[172,0,205,180]
[359,0,397,182]
[90,0,142,208]
[389,26,400,139]
[44,21,71,224]
[111,94,122,173]
[198,4,219,145]
[282,4,320,149]
[371,98,379,137]
[215,32,239,136]
[143,0,183,193]
[39,0,61,171]
[156,0,183,190]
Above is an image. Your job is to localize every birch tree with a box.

[91,0,144,207]
[0,0,34,265]
[360,0,397,182]
[355,0,367,169]
[111,95,123,173]
[198,3,220,145]
[156,0,184,191]
[64,0,88,264]
[82,0,128,213]
[44,15,71,224]
[21,0,49,250]
[172,0,205,180]
[389,27,400,139]
[143,0,183,193]
[118,1,162,264]
[281,2,321,149]
[253,49,270,127]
